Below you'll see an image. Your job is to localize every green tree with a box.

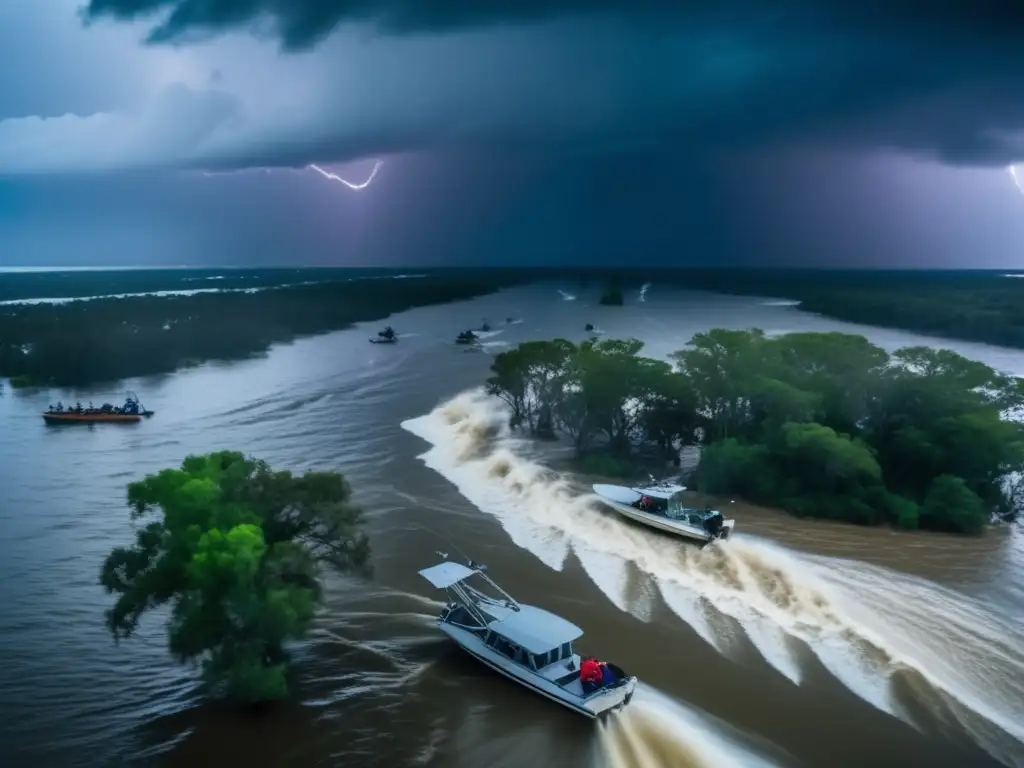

[486,340,575,435]
[768,332,888,432]
[485,329,1022,535]
[920,474,987,534]
[100,451,370,703]
[571,339,660,454]
[598,285,624,306]
[640,368,702,459]
[670,329,768,441]
[769,422,886,524]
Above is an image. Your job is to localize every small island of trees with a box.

[598,285,624,306]
[486,330,1024,534]
[100,451,370,703]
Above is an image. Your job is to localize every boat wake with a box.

[638,283,651,303]
[598,686,781,768]
[558,290,577,301]
[401,389,1024,767]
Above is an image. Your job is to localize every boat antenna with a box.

[412,524,475,566]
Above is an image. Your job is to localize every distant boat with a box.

[419,555,637,719]
[42,391,153,425]
[455,330,479,345]
[43,411,141,425]
[592,480,735,544]
[370,326,398,344]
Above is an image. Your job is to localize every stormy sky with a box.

[4,0,1024,268]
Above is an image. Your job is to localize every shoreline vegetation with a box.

[485,331,1024,535]
[605,268,1024,351]
[4,267,1024,386]
[0,272,525,387]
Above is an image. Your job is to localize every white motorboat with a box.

[592,480,735,544]
[419,556,637,719]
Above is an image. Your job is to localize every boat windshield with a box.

[666,493,719,525]
[665,492,688,519]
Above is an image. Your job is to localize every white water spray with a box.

[598,686,781,768]
[402,390,1024,767]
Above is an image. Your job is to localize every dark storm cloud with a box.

[80,0,1024,49]
[1,0,1019,176]
[71,0,1024,169]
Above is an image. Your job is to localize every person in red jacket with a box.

[580,656,603,694]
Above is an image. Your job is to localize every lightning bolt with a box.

[200,159,383,190]
[308,160,382,190]
[1008,165,1024,195]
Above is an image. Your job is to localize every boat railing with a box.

[466,566,521,611]
[440,567,523,632]
[445,584,494,628]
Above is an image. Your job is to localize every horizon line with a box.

[2,265,1021,273]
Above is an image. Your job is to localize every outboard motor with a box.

[703,510,724,538]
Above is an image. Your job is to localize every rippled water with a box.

[1,282,1022,767]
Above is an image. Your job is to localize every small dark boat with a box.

[585,323,595,331]
[477,319,491,332]
[42,391,153,425]
[455,330,479,345]
[44,411,142,425]
[370,326,398,344]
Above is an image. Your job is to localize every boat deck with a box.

[442,606,601,698]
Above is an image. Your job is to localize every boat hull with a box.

[369,338,397,344]
[438,622,635,719]
[42,413,142,424]
[592,484,735,543]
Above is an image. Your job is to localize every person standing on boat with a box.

[580,656,603,694]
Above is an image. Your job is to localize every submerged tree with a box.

[598,285,624,306]
[100,451,371,703]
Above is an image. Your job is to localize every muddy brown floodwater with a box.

[1,282,1021,767]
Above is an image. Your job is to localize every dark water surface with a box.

[1,283,1022,768]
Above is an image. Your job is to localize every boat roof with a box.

[487,605,583,655]
[418,561,480,589]
[593,482,686,503]
[632,483,686,499]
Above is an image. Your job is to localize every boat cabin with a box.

[629,487,720,525]
[481,605,581,672]
[421,561,583,674]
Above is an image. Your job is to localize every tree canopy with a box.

[484,330,1024,534]
[100,451,371,703]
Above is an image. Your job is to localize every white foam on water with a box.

[558,290,577,301]
[402,389,1024,766]
[759,299,802,307]
[597,685,782,768]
